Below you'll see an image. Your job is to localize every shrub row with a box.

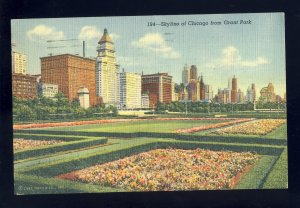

[14,130,287,146]
[13,133,89,141]
[14,138,108,161]
[24,140,284,178]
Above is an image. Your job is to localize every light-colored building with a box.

[260,83,276,102]
[12,51,27,74]
[171,81,176,101]
[182,64,190,86]
[237,89,245,103]
[96,28,120,106]
[119,71,141,109]
[205,84,213,101]
[141,94,150,109]
[38,83,58,98]
[77,87,90,109]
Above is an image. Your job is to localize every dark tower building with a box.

[188,80,197,102]
[251,83,256,101]
[199,73,205,100]
[231,75,237,103]
[190,65,198,80]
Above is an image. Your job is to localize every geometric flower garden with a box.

[13,118,287,194]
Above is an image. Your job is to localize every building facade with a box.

[205,84,213,101]
[199,74,205,100]
[38,83,58,98]
[260,83,276,102]
[188,80,198,102]
[40,54,96,106]
[231,75,237,103]
[12,51,27,74]
[12,73,37,99]
[96,29,120,106]
[119,71,141,109]
[190,65,198,80]
[182,64,190,86]
[141,94,150,109]
[142,73,172,107]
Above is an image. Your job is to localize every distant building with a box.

[141,94,150,109]
[260,83,276,102]
[218,88,231,104]
[119,71,141,109]
[12,73,37,99]
[237,89,245,103]
[199,74,205,100]
[231,75,237,103]
[190,65,198,80]
[142,73,172,107]
[96,28,120,106]
[38,83,58,98]
[182,64,190,86]
[188,80,198,102]
[205,84,213,101]
[12,51,27,74]
[171,81,176,101]
[246,84,256,103]
[40,54,96,106]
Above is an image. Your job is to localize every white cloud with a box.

[78,26,120,41]
[78,26,101,40]
[27,25,65,42]
[132,33,180,59]
[205,46,268,69]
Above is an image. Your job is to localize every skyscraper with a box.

[251,83,256,101]
[205,84,213,101]
[188,80,197,102]
[119,70,141,109]
[231,75,237,103]
[190,65,197,80]
[12,51,27,74]
[199,74,205,100]
[182,64,190,86]
[96,28,120,106]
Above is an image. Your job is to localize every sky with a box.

[11,13,286,97]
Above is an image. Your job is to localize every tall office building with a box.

[190,65,197,80]
[251,83,256,101]
[182,64,190,86]
[199,74,205,100]
[96,28,120,106]
[41,54,96,105]
[188,80,197,102]
[205,84,213,101]
[237,89,244,103]
[231,75,237,103]
[12,51,27,74]
[119,71,141,109]
[142,73,172,107]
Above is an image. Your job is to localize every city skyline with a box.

[11,13,286,97]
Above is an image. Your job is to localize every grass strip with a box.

[262,148,288,189]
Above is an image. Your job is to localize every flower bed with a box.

[173,118,253,133]
[58,148,259,191]
[13,118,242,130]
[14,139,65,151]
[213,119,286,135]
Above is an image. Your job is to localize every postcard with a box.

[11,13,287,194]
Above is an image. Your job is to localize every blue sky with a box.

[11,13,286,97]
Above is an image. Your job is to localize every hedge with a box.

[13,133,91,141]
[14,130,287,146]
[14,138,108,161]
